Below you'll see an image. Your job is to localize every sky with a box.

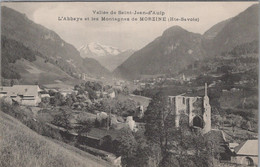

[2,2,258,50]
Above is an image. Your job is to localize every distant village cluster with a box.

[133,73,194,89]
[0,84,114,106]
[0,81,147,166]
[0,80,144,131]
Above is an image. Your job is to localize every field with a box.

[219,89,258,110]
[0,111,112,167]
[15,57,72,84]
[13,56,85,87]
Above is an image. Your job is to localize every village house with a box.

[133,80,140,85]
[231,140,258,166]
[0,85,41,106]
[104,89,116,99]
[168,83,211,133]
[135,105,144,119]
[102,91,108,97]
[140,83,146,89]
[126,116,138,132]
[95,90,101,98]
[84,90,89,96]
[80,73,88,81]
[0,86,11,98]
[45,88,58,93]
[96,112,137,132]
[114,80,126,86]
[41,93,51,103]
[41,94,50,98]
[101,88,116,99]
[76,94,89,101]
[59,88,78,97]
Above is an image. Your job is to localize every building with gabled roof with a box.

[0,85,41,106]
[59,88,77,97]
[231,140,258,166]
[0,86,12,98]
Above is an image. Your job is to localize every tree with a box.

[116,128,138,167]
[122,85,130,95]
[10,79,14,86]
[2,78,11,86]
[132,126,152,167]
[116,128,152,167]
[100,135,113,152]
[66,96,73,107]
[51,108,71,131]
[85,88,97,100]
[133,144,151,167]
[241,120,252,131]
[144,92,212,167]
[228,114,243,132]
[217,65,232,74]
[74,119,93,144]
[144,92,174,159]
[84,81,102,91]
[50,92,66,106]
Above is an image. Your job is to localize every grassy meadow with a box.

[0,111,112,167]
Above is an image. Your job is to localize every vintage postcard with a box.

[0,1,259,167]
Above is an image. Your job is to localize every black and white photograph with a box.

[0,1,259,167]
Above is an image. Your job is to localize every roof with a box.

[59,88,75,93]
[107,89,115,94]
[205,130,227,144]
[87,128,120,140]
[0,87,12,93]
[234,140,258,156]
[46,88,58,92]
[41,94,50,98]
[1,85,40,97]
[205,130,230,154]
[229,143,239,148]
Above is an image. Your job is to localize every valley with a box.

[0,3,259,167]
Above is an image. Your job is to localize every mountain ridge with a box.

[210,4,259,54]
[79,42,123,58]
[79,42,135,71]
[114,25,207,79]
[113,4,258,80]
[203,18,232,40]
[1,6,111,82]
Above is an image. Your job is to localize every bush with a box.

[100,135,114,152]
[1,101,62,140]
[226,109,254,121]
[25,119,62,140]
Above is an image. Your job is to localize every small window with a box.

[182,97,185,104]
[243,157,254,166]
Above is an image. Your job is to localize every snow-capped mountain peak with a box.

[79,42,123,58]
